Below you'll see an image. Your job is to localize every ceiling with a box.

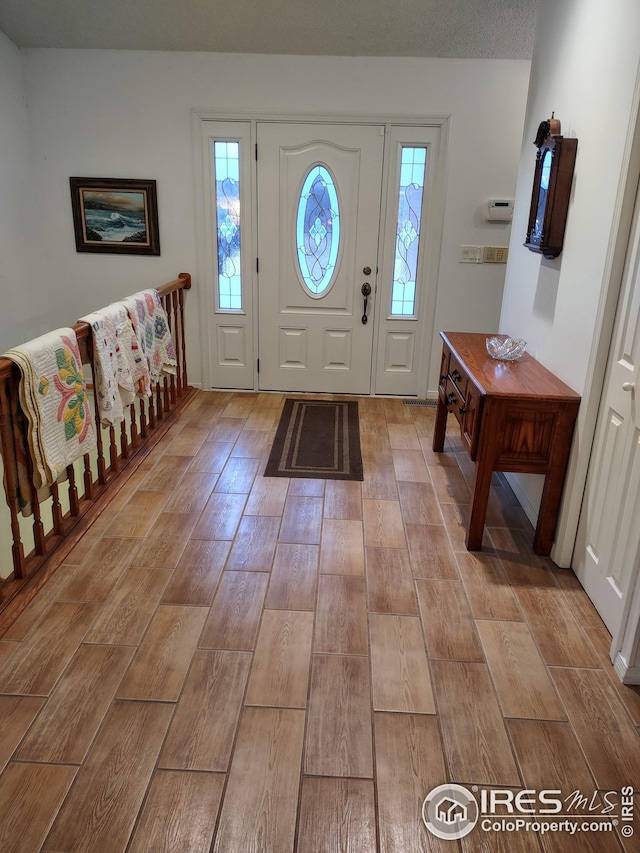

[0,0,538,59]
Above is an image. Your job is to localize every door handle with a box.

[622,382,635,393]
[361,282,372,324]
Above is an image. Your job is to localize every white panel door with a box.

[257,123,384,393]
[574,176,640,637]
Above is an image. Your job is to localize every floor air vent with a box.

[403,399,437,407]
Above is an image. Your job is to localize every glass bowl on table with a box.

[485,336,527,361]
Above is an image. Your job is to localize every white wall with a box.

[17,49,530,388]
[0,31,43,349]
[0,32,31,578]
[500,0,640,555]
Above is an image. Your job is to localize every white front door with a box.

[199,116,446,396]
[573,174,640,638]
[256,123,384,394]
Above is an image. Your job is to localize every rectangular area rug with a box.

[264,398,363,481]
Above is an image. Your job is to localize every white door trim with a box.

[192,109,450,395]
[573,167,640,639]
[552,68,640,568]
[551,71,640,681]
[372,125,446,396]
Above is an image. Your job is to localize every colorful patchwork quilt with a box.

[121,289,177,392]
[2,328,96,512]
[80,304,137,426]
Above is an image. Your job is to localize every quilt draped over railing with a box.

[2,328,96,515]
[0,273,193,631]
[80,289,177,427]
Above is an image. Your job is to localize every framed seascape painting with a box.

[69,177,160,255]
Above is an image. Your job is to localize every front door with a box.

[573,174,640,639]
[256,123,384,394]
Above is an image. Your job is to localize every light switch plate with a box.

[460,245,483,263]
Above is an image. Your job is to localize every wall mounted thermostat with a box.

[486,200,514,222]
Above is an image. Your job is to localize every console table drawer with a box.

[440,354,482,459]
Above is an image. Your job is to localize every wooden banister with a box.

[0,274,196,633]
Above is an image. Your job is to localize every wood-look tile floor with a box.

[1,390,639,852]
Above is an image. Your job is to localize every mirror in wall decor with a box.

[524,115,577,260]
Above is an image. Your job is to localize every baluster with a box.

[155,380,164,421]
[0,373,26,578]
[178,282,188,392]
[165,292,177,405]
[50,482,63,534]
[129,399,138,447]
[172,290,182,397]
[96,422,107,484]
[25,455,46,557]
[108,425,118,473]
[10,363,47,557]
[67,464,79,516]
[160,294,173,410]
[83,452,94,501]
[163,376,170,413]
[148,388,156,430]
[139,396,148,439]
[87,341,106,485]
[120,419,129,459]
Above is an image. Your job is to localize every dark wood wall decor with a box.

[70,177,160,255]
[433,331,581,555]
[524,115,577,259]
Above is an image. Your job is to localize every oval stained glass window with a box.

[296,165,340,296]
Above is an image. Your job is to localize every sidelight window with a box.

[391,146,427,316]
[214,141,242,310]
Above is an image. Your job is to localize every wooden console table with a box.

[432,331,581,555]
